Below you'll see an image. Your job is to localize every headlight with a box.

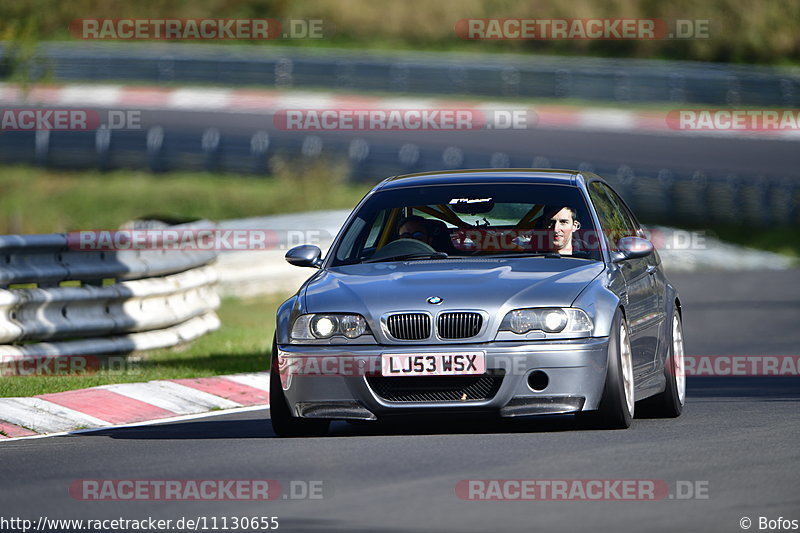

[311,315,336,338]
[499,308,593,336]
[339,314,368,338]
[291,314,370,342]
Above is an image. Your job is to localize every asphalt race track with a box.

[118,108,800,177]
[1,268,798,533]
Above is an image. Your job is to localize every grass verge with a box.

[700,225,800,259]
[0,160,369,234]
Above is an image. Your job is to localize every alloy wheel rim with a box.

[673,313,686,405]
[620,321,635,417]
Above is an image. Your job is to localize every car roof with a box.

[374,169,582,191]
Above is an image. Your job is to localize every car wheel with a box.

[639,309,685,417]
[584,309,634,429]
[269,336,330,438]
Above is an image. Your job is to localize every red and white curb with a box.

[1,82,796,139]
[0,372,269,441]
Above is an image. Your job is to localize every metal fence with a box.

[1,43,798,226]
[9,42,800,106]
[0,221,220,364]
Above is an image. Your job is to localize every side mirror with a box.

[285,245,323,268]
[611,236,654,262]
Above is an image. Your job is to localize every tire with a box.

[639,309,685,418]
[269,336,330,438]
[582,309,634,429]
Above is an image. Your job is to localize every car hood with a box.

[304,258,604,314]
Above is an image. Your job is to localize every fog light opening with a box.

[527,370,549,392]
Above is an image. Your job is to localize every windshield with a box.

[330,183,603,266]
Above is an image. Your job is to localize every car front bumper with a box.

[275,338,610,420]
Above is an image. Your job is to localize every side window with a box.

[335,217,367,261]
[588,182,636,251]
[363,209,387,249]
[604,186,642,236]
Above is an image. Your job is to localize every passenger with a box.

[396,215,434,246]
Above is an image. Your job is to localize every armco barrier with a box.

[0,221,220,362]
[7,43,800,106]
[3,126,796,227]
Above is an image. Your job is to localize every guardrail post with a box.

[398,143,420,173]
[157,56,175,83]
[614,71,631,102]
[779,78,795,107]
[335,61,355,90]
[389,64,409,93]
[275,58,293,88]
[490,152,510,168]
[34,130,50,167]
[754,176,769,225]
[669,73,687,102]
[657,169,676,216]
[773,179,794,226]
[146,126,165,172]
[726,75,742,106]
[616,165,635,209]
[95,126,111,171]
[532,156,551,169]
[448,66,468,94]
[441,146,464,169]
[691,171,709,223]
[555,69,572,98]
[724,174,742,224]
[501,67,520,97]
[348,139,370,181]
[201,127,221,172]
[250,131,270,174]
[301,135,323,160]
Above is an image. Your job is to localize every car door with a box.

[588,181,658,376]
[602,185,666,370]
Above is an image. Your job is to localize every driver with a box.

[545,206,580,255]
[396,215,433,246]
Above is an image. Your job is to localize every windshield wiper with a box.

[364,252,449,263]
[483,252,562,259]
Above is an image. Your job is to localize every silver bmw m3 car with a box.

[270,169,685,436]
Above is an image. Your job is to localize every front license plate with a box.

[381,352,486,377]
